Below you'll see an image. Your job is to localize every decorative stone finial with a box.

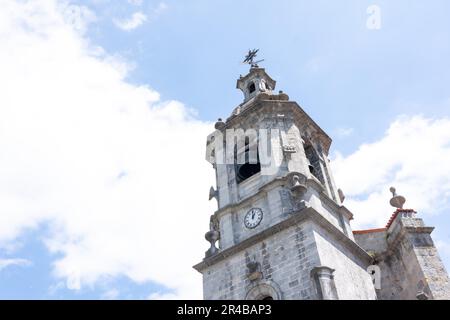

[205,216,220,258]
[214,118,225,130]
[389,187,396,196]
[389,186,406,209]
[205,230,219,257]
[338,189,345,203]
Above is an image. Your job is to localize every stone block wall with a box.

[312,224,377,300]
[202,217,378,300]
[203,221,320,300]
[354,213,450,300]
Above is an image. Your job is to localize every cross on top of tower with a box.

[242,49,264,68]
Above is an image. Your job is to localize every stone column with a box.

[311,266,339,300]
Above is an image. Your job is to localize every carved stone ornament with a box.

[214,118,225,130]
[282,145,296,154]
[279,184,308,215]
[389,187,406,209]
[247,261,263,281]
[205,216,220,258]
[289,172,307,196]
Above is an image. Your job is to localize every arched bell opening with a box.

[235,137,261,183]
[304,143,325,185]
[247,82,256,94]
[236,162,261,182]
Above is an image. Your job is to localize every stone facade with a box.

[201,222,320,300]
[197,210,376,300]
[194,65,450,300]
[354,210,450,300]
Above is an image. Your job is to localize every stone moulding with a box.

[212,172,351,222]
[225,100,332,154]
[245,280,283,300]
[193,206,372,273]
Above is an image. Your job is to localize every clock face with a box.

[244,208,263,229]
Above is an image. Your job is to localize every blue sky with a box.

[85,0,450,149]
[0,0,449,299]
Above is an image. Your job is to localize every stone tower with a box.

[194,65,377,300]
[193,64,450,300]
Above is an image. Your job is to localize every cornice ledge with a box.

[194,206,371,273]
[387,225,435,247]
[225,100,331,153]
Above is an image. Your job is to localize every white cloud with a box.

[0,0,215,299]
[0,258,31,271]
[113,2,168,31]
[332,115,450,228]
[335,127,354,138]
[60,3,97,34]
[114,11,147,31]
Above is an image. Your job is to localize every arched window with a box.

[236,137,261,183]
[248,82,256,94]
[245,281,282,300]
[304,143,325,185]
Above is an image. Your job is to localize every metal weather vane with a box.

[242,49,264,68]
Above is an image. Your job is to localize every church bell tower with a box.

[193,54,378,300]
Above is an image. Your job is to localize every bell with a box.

[236,162,261,182]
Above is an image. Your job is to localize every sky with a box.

[0,0,449,299]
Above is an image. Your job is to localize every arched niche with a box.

[245,281,282,300]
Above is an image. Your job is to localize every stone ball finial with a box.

[390,187,396,196]
[389,186,406,209]
[214,118,225,130]
[205,215,220,258]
